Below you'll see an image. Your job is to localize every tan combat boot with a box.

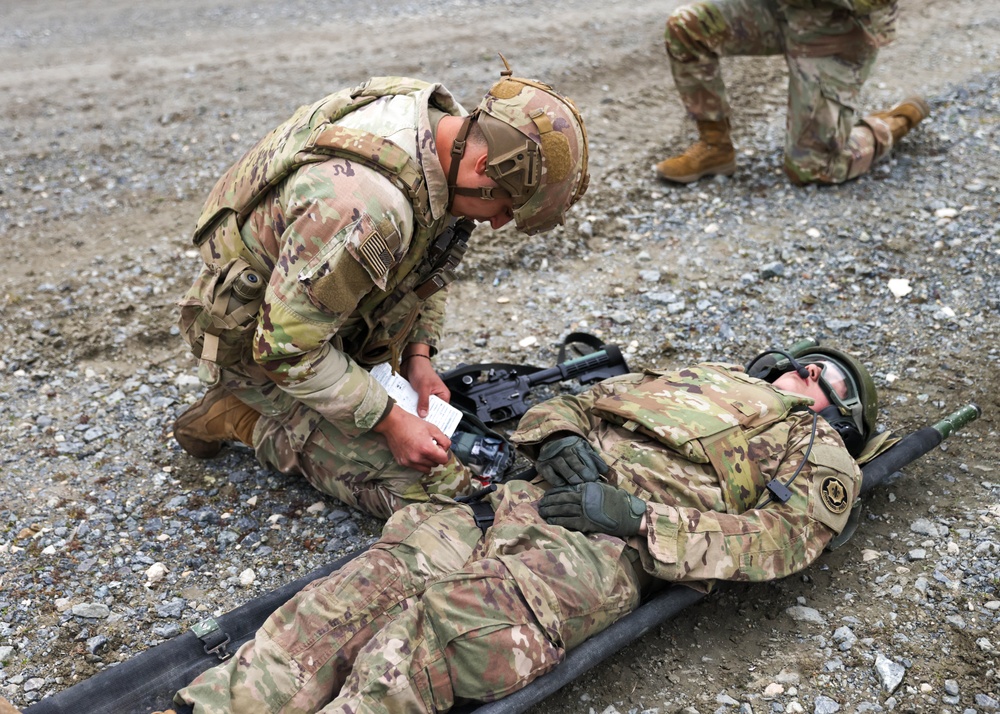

[174,387,260,458]
[656,119,737,183]
[870,96,931,143]
[0,696,22,714]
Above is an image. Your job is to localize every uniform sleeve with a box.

[252,160,415,435]
[639,412,862,583]
[510,373,649,457]
[406,289,448,352]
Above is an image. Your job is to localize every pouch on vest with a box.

[178,258,265,367]
[591,366,803,514]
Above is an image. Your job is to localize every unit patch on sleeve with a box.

[820,476,850,514]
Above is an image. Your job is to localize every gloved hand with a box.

[536,434,609,486]
[538,482,646,538]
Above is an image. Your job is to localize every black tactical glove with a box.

[538,482,646,538]
[535,434,609,487]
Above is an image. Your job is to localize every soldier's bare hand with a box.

[401,349,451,417]
[373,406,451,472]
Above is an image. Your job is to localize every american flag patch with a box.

[358,230,393,277]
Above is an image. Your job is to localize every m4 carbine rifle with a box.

[441,335,630,426]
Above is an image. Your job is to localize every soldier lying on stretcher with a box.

[153,343,882,714]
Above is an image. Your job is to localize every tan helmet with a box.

[449,55,590,235]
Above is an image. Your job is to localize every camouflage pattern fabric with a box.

[256,409,482,519]
[175,363,861,713]
[512,364,862,584]
[177,79,470,511]
[664,0,898,182]
[175,482,640,713]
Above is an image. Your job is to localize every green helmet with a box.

[449,56,590,235]
[795,346,879,446]
[745,344,878,457]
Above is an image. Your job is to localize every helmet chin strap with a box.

[447,113,506,206]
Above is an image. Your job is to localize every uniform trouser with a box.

[255,410,480,519]
[664,0,894,183]
[214,365,481,519]
[174,481,642,714]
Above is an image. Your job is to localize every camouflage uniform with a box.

[175,363,861,714]
[665,0,898,182]
[178,78,480,517]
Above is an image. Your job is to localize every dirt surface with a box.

[1,0,998,712]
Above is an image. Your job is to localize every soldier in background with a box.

[161,345,879,714]
[654,0,930,185]
[171,60,589,519]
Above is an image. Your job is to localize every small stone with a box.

[72,603,111,619]
[934,207,958,218]
[717,692,740,706]
[776,671,800,685]
[145,562,169,585]
[862,549,880,562]
[887,279,912,297]
[644,292,678,305]
[156,599,186,619]
[785,605,825,625]
[86,634,108,654]
[152,623,182,638]
[944,680,959,697]
[764,683,785,698]
[910,518,941,537]
[908,548,927,561]
[833,626,857,651]
[814,695,840,714]
[975,693,1000,711]
[874,653,905,693]
[239,568,256,587]
[759,262,785,279]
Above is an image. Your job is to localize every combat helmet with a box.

[448,54,589,235]
[746,344,878,457]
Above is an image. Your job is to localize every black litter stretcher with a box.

[24,404,981,714]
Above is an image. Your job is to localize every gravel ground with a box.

[0,0,998,712]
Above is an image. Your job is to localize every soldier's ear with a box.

[473,151,490,176]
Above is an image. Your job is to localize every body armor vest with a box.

[592,365,811,514]
[187,78,466,367]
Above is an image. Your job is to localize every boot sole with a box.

[655,159,737,184]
